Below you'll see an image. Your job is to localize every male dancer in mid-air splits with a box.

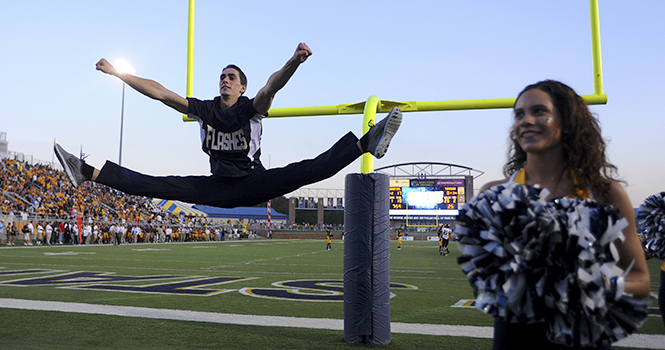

[55,43,402,208]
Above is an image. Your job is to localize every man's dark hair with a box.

[223,64,247,86]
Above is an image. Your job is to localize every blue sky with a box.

[1,1,664,207]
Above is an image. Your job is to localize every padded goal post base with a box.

[343,173,390,344]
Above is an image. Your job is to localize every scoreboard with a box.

[389,178,465,217]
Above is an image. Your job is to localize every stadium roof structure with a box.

[193,205,288,221]
[374,162,484,179]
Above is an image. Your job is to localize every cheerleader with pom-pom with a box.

[464,80,649,350]
[637,192,665,327]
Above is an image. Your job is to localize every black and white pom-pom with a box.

[637,192,665,259]
[544,197,649,347]
[456,183,649,347]
[455,182,553,323]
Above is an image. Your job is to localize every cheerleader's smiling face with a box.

[512,88,562,155]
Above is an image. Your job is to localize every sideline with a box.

[1,298,663,349]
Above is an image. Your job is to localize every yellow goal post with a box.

[183,0,606,174]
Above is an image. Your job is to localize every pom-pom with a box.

[637,192,665,259]
[455,182,649,347]
[455,182,553,323]
[544,197,648,347]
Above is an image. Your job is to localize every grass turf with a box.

[0,237,662,349]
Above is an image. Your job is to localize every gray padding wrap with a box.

[343,173,390,344]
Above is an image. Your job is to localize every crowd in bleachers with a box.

[1,158,258,245]
[1,158,158,221]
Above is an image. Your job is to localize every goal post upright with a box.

[182,1,607,175]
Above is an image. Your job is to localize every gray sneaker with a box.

[365,107,402,159]
[54,144,87,188]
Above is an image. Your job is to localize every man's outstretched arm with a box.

[253,43,312,115]
[96,59,189,114]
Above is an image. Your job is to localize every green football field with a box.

[0,236,663,349]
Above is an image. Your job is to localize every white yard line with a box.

[1,298,663,348]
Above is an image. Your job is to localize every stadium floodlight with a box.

[114,60,135,166]
[114,59,136,75]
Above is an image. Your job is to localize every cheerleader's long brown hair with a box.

[504,80,620,203]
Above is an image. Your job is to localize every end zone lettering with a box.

[0,270,418,301]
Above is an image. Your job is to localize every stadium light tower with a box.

[115,59,135,166]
